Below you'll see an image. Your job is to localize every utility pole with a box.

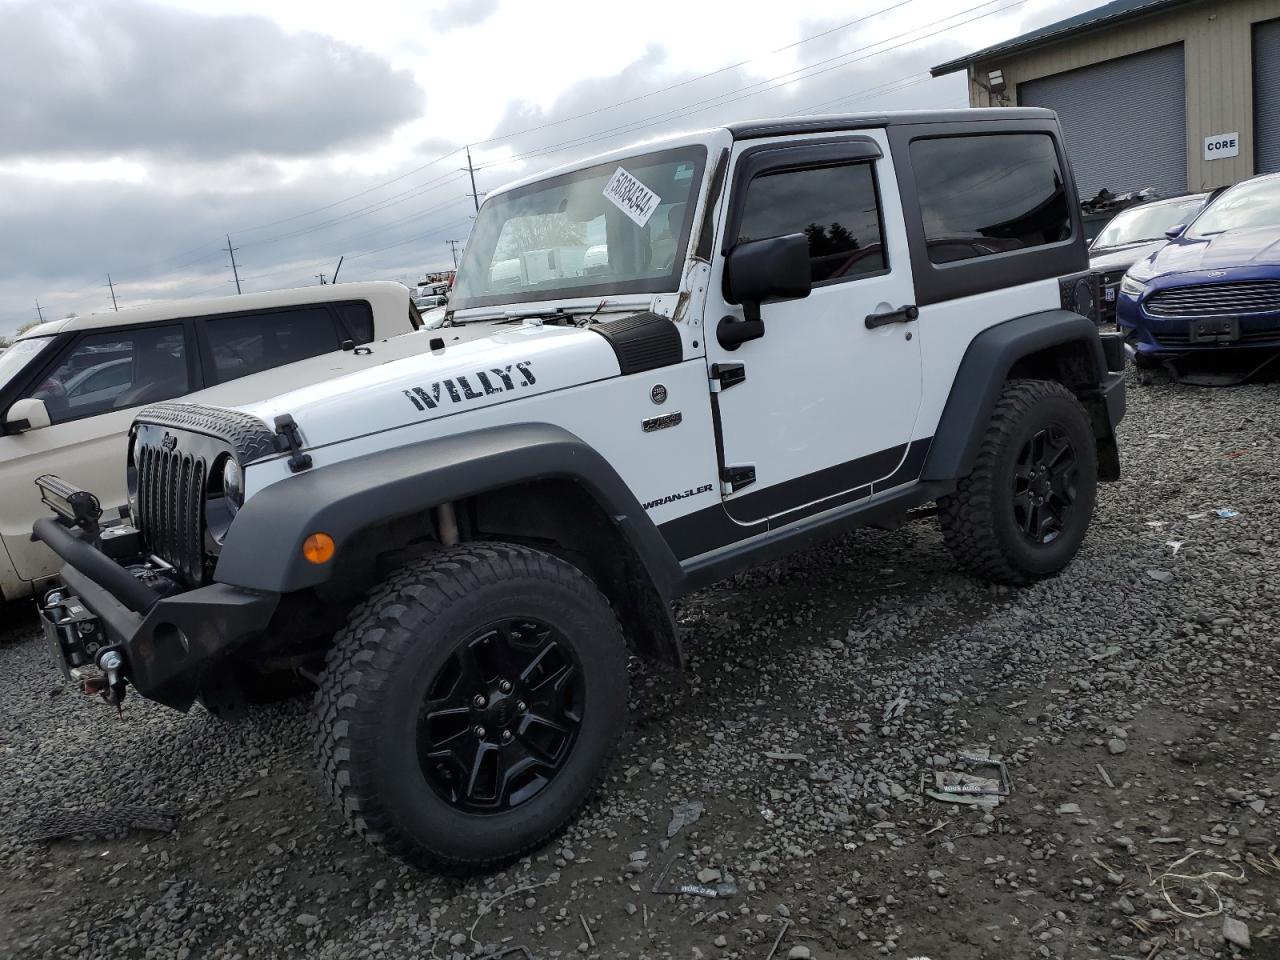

[331,256,344,283]
[446,239,462,268]
[316,272,327,285]
[34,300,45,323]
[225,234,242,294]
[107,274,119,312]
[463,146,481,212]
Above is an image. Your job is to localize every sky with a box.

[0,0,1105,338]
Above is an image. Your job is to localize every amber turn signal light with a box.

[302,532,335,565]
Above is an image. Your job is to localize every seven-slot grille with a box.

[135,441,208,585]
[1145,281,1280,318]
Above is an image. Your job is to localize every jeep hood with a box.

[231,323,622,450]
[1136,225,1280,278]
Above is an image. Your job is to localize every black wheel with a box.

[313,542,627,873]
[938,379,1097,585]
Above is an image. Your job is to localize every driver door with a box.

[706,131,924,526]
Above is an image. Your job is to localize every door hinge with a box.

[709,362,746,391]
[720,463,756,493]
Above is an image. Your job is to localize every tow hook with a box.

[83,649,128,713]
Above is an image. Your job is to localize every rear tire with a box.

[313,542,628,873]
[938,379,1097,585]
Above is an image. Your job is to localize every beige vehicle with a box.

[0,281,425,602]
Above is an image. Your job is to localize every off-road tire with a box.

[313,542,628,873]
[938,379,1097,585]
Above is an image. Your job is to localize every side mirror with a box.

[1164,223,1186,240]
[5,397,52,432]
[719,233,812,349]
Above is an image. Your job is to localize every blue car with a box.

[1117,173,1280,363]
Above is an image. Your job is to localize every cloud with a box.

[430,0,500,32]
[0,0,425,160]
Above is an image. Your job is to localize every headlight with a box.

[221,458,244,517]
[1119,275,1147,298]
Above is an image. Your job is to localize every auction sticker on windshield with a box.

[603,167,661,227]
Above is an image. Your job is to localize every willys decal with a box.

[402,361,536,412]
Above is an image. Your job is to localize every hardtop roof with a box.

[16,280,411,342]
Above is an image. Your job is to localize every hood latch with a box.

[273,414,313,473]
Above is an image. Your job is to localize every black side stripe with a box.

[724,442,907,524]
[658,436,933,560]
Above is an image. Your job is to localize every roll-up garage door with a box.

[1255,19,1280,173]
[1018,44,1187,198]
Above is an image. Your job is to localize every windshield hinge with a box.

[709,362,746,392]
[273,414,312,473]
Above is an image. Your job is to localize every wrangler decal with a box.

[402,361,537,412]
[642,483,714,511]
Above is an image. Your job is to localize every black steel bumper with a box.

[33,516,279,712]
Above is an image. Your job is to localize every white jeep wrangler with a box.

[35,108,1125,873]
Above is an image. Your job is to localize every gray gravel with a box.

[2,370,1278,959]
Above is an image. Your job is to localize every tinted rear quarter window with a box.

[202,307,340,384]
[337,302,375,342]
[910,133,1071,265]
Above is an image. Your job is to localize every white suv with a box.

[36,109,1125,873]
[0,282,422,600]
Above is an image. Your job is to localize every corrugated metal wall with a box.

[967,0,1280,191]
[1254,18,1280,172]
[1018,45,1187,197]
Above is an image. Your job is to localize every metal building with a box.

[932,0,1280,198]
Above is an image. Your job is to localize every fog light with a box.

[302,533,335,565]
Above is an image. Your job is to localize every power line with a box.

[239,170,468,249]
[468,0,920,150]
[232,146,467,235]
[471,0,1020,173]
[222,0,917,238]
[77,0,1010,305]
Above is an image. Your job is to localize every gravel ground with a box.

[1,370,1278,960]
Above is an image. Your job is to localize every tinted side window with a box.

[737,162,886,283]
[202,307,340,384]
[911,133,1071,265]
[337,302,375,343]
[28,326,189,424]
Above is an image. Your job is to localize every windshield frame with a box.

[451,144,708,312]
[1091,197,1205,251]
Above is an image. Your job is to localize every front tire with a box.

[938,379,1098,585]
[313,542,628,873]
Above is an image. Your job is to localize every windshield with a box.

[0,336,55,393]
[452,145,707,311]
[1093,198,1204,249]
[1189,177,1280,237]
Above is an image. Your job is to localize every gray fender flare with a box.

[921,309,1116,482]
[213,422,684,600]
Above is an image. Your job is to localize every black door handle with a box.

[865,304,919,329]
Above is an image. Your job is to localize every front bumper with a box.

[34,513,278,711]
